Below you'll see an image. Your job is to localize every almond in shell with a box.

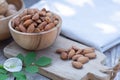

[77,56,89,64]
[72,61,83,69]
[84,53,96,59]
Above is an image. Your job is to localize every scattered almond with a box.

[84,53,96,59]
[72,54,83,61]
[56,49,66,54]
[60,52,68,60]
[68,49,76,59]
[72,61,83,69]
[77,56,89,64]
[82,48,95,54]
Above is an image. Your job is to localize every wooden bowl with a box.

[0,0,25,41]
[9,13,62,50]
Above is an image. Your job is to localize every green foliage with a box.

[24,52,36,66]
[0,52,52,80]
[35,56,52,67]
[25,66,39,73]
[0,74,8,80]
[17,54,24,61]
[0,68,7,74]
[13,72,26,80]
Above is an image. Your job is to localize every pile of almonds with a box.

[12,8,59,33]
[56,46,96,69]
[0,0,17,19]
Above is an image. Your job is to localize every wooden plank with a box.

[4,36,111,80]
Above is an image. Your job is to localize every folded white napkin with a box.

[32,0,120,52]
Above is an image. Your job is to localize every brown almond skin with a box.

[36,19,42,24]
[84,53,96,59]
[21,15,32,21]
[68,49,76,59]
[32,13,39,20]
[72,61,83,69]
[77,56,89,64]
[27,9,34,15]
[44,23,55,31]
[60,52,68,60]
[34,28,41,33]
[23,19,33,27]
[27,23,35,33]
[75,49,83,54]
[56,49,66,54]
[38,21,47,30]
[54,20,59,25]
[19,24,26,32]
[14,17,20,27]
[82,48,95,54]
[45,16,52,23]
[72,54,83,61]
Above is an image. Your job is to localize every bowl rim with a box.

[9,10,62,35]
[0,0,25,21]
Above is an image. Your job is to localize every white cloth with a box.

[31,0,120,79]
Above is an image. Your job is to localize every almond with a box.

[15,26,20,31]
[27,9,34,15]
[72,46,79,51]
[56,49,66,54]
[14,17,20,27]
[77,56,89,64]
[82,48,95,54]
[75,49,83,54]
[34,28,41,33]
[68,49,76,59]
[84,53,96,59]
[27,23,35,33]
[23,19,33,27]
[54,20,59,25]
[60,52,68,60]
[72,54,83,61]
[32,22,37,27]
[46,12,52,17]
[44,23,55,31]
[38,21,47,30]
[21,15,32,21]
[39,11,46,16]
[32,13,39,20]
[33,8,39,13]
[72,61,83,69]
[36,19,42,24]
[45,16,52,23]
[19,24,26,32]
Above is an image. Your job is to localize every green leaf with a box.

[17,54,24,61]
[35,56,52,67]
[0,64,3,69]
[0,74,8,80]
[25,66,39,73]
[24,52,36,66]
[13,72,26,80]
[0,68,7,74]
